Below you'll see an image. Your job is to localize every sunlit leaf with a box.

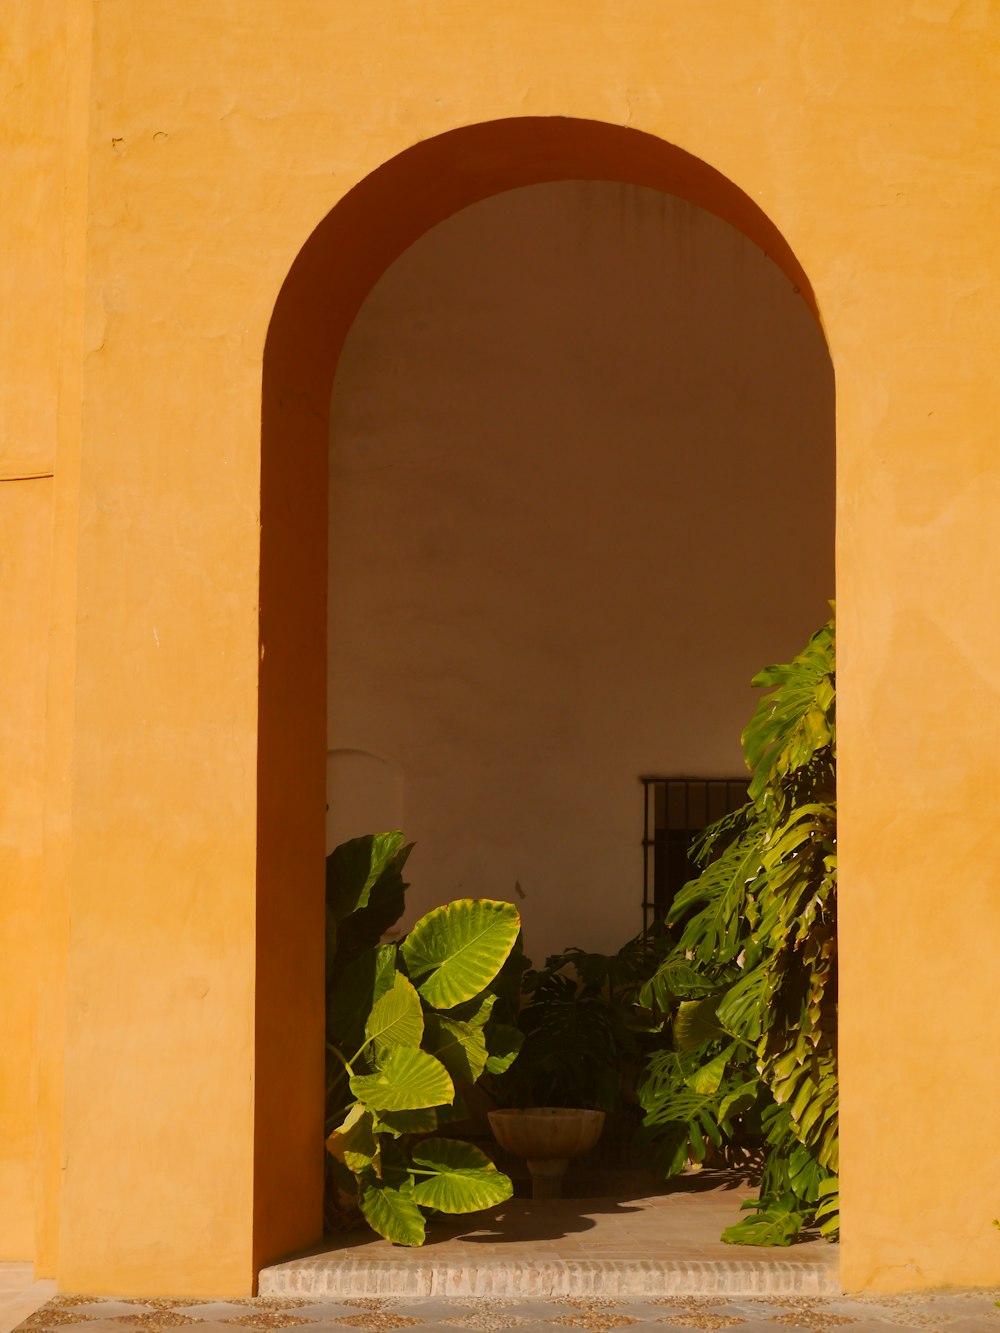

[359,1176,425,1246]
[721,1198,803,1247]
[350,1045,454,1112]
[325,1103,376,1175]
[364,972,423,1058]
[423,1013,489,1084]
[410,1137,513,1212]
[685,1043,736,1095]
[401,899,521,1008]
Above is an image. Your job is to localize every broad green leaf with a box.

[643,1123,690,1178]
[639,960,721,1009]
[364,972,423,1058]
[721,1199,803,1247]
[815,1175,840,1239]
[685,1044,736,1095]
[401,899,521,1008]
[718,1079,761,1125]
[715,965,770,1043]
[816,1175,839,1200]
[423,1012,488,1084]
[484,1022,524,1075]
[359,1177,425,1246]
[688,1120,705,1163]
[350,1045,454,1112]
[327,832,406,923]
[410,1137,513,1213]
[375,1106,439,1136]
[373,942,400,1001]
[373,1134,411,1187]
[446,993,497,1026]
[332,840,413,966]
[327,943,398,1061]
[787,1143,824,1203]
[674,997,726,1052]
[325,1103,376,1175]
[632,616,838,1249]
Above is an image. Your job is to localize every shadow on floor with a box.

[317,1167,757,1253]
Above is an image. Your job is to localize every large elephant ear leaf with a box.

[401,899,521,1008]
[325,1103,376,1175]
[364,972,423,1058]
[375,1107,439,1136]
[327,832,406,923]
[327,943,398,1060]
[410,1137,513,1213]
[359,1176,426,1246]
[423,1013,489,1084]
[330,837,413,967]
[350,1046,454,1112]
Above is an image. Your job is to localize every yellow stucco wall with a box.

[1,0,89,1264]
[2,0,998,1297]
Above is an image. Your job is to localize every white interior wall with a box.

[327,180,834,964]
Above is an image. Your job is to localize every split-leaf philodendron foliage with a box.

[637,617,838,1244]
[325,832,524,1246]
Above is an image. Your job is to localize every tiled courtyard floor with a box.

[15,1289,1000,1333]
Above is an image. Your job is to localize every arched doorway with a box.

[256,117,831,1272]
[325,179,833,962]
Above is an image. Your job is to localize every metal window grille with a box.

[641,776,749,933]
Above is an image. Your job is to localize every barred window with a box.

[640,776,748,932]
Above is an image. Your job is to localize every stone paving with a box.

[14,1289,1000,1333]
[7,1176,999,1333]
[0,1264,56,1333]
[258,1172,837,1300]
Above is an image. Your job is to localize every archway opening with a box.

[326,178,833,963]
[257,117,832,1270]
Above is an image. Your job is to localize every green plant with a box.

[636,616,838,1245]
[489,933,669,1112]
[325,832,525,1246]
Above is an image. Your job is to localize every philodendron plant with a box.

[324,832,524,1246]
[636,616,838,1246]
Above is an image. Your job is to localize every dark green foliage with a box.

[636,617,838,1244]
[490,932,670,1111]
[325,833,522,1245]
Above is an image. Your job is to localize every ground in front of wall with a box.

[13,1290,1000,1333]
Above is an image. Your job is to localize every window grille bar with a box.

[640,776,749,933]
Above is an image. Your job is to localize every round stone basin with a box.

[488,1108,605,1199]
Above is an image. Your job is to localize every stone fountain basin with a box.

[488,1107,605,1162]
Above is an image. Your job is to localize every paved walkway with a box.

[0,1265,56,1333]
[260,1173,835,1300]
[7,1175,1000,1332]
[15,1288,1000,1332]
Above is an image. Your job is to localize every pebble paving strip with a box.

[16,1291,1000,1333]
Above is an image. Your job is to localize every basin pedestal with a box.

[488,1107,605,1200]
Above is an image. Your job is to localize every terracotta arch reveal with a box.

[255,116,825,1272]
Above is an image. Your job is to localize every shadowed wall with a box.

[326,180,834,962]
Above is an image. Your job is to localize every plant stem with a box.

[327,1043,355,1077]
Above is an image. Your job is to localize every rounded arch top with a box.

[253,113,830,1271]
[265,116,820,404]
